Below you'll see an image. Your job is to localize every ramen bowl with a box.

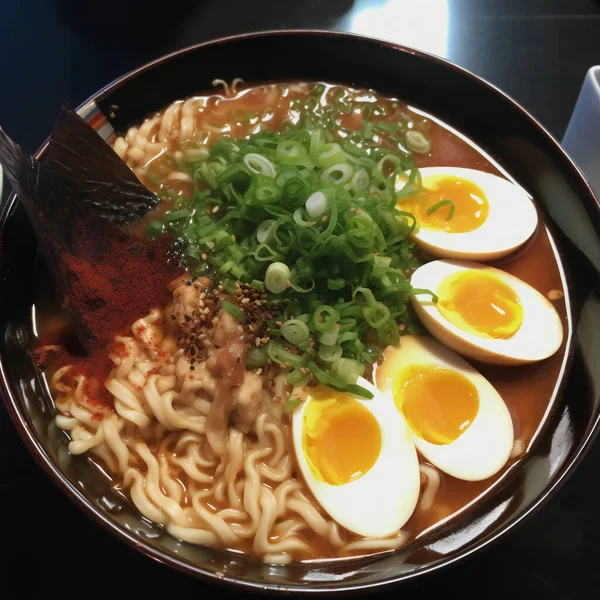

[1,31,599,593]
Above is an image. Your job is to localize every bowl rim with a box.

[1,28,600,594]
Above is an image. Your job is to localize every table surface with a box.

[1,1,598,597]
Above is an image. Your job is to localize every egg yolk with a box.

[302,386,381,486]
[394,365,479,444]
[399,175,489,233]
[437,270,523,339]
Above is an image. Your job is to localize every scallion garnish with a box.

[426,198,456,220]
[149,83,430,398]
[221,300,242,320]
[265,262,290,294]
[281,319,310,346]
[246,347,267,369]
[283,398,302,413]
[405,130,431,154]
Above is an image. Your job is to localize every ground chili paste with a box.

[33,218,182,408]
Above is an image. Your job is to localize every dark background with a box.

[1,1,598,598]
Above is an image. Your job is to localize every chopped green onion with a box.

[349,168,370,192]
[315,143,346,168]
[287,368,310,387]
[307,362,373,399]
[267,342,304,368]
[319,325,340,345]
[309,129,324,162]
[256,219,276,243]
[147,92,434,392]
[221,301,242,320]
[165,209,190,221]
[275,167,302,188]
[327,278,345,291]
[293,208,314,227]
[305,191,327,217]
[255,182,279,204]
[320,163,354,185]
[246,347,267,369]
[426,199,456,220]
[283,398,302,413]
[243,153,277,177]
[331,357,365,384]
[277,140,314,169]
[318,344,343,363]
[281,319,310,346]
[405,130,431,154]
[146,220,163,239]
[265,262,290,293]
[363,302,391,329]
[282,176,309,208]
[251,279,265,292]
[313,305,340,332]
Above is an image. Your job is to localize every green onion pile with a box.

[148,84,433,398]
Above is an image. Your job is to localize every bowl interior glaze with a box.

[1,31,600,594]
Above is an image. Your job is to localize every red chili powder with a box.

[33,218,182,408]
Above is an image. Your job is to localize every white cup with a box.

[562,66,600,195]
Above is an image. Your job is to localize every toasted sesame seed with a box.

[212,205,220,213]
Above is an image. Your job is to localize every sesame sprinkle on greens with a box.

[150,83,433,398]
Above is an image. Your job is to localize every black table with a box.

[1,1,598,597]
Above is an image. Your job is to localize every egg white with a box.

[398,167,538,261]
[410,259,564,365]
[292,378,420,538]
[376,335,514,481]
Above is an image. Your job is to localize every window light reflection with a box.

[340,0,450,59]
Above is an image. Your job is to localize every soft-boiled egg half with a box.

[410,259,564,365]
[376,335,514,481]
[292,378,420,537]
[396,167,538,261]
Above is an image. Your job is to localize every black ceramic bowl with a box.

[1,31,600,594]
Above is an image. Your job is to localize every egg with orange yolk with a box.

[376,335,514,481]
[292,378,420,537]
[396,167,538,261]
[410,259,564,365]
